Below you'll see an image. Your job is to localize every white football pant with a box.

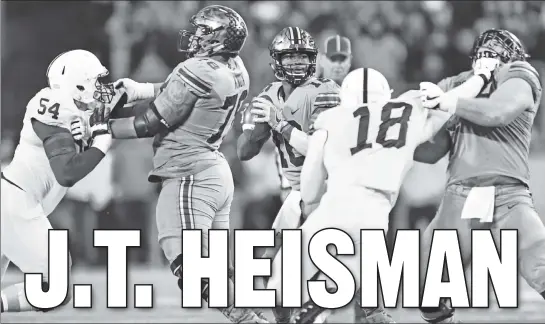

[1,179,53,281]
[268,187,392,304]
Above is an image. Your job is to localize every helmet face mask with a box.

[470,29,529,65]
[178,5,248,59]
[269,27,318,86]
[91,73,115,105]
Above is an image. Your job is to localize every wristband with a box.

[91,134,113,154]
[138,83,156,100]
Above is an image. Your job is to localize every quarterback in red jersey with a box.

[416,29,544,323]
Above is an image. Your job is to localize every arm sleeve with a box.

[32,119,105,187]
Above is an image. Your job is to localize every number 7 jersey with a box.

[314,90,429,198]
[149,56,250,181]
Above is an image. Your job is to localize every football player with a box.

[276,68,452,324]
[98,5,268,323]
[318,35,352,86]
[415,29,544,323]
[237,26,342,323]
[1,50,115,313]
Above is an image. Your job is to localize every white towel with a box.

[460,186,495,223]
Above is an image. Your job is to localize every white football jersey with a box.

[314,90,428,204]
[2,87,89,215]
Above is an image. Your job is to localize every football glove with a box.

[114,78,155,102]
[419,82,444,109]
[87,103,113,154]
[250,97,288,133]
[70,117,88,141]
[472,57,499,84]
[241,103,255,131]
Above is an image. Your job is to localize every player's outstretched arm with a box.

[32,120,111,187]
[300,129,328,217]
[434,62,540,127]
[413,123,451,164]
[448,77,535,127]
[113,78,163,102]
[109,78,199,139]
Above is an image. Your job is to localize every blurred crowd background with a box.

[1,0,544,268]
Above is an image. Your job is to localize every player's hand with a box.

[241,103,255,131]
[251,97,286,132]
[114,78,155,102]
[472,57,499,83]
[70,117,89,141]
[88,103,111,138]
[419,82,444,109]
[87,103,113,153]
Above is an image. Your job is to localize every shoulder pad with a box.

[257,82,281,101]
[27,89,77,129]
[437,70,472,92]
[174,58,217,98]
[317,78,340,91]
[497,61,542,102]
[312,79,341,110]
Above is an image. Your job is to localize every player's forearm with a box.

[109,117,139,139]
[446,74,487,99]
[414,127,451,164]
[109,102,169,139]
[280,124,308,155]
[50,147,106,187]
[237,133,266,161]
[454,97,510,127]
[110,101,149,119]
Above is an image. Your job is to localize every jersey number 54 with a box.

[350,101,413,155]
[38,98,61,120]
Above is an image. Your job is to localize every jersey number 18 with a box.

[350,101,413,155]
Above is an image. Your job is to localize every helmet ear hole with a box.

[77,85,85,91]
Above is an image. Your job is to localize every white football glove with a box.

[250,97,288,133]
[472,57,500,83]
[419,82,444,109]
[113,78,155,102]
[70,117,88,141]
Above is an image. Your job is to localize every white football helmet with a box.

[340,68,392,109]
[46,50,115,105]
